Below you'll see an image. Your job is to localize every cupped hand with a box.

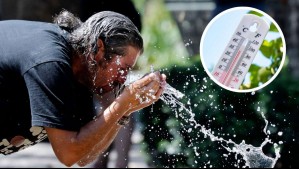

[117,71,166,115]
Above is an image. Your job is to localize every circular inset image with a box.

[200,7,286,93]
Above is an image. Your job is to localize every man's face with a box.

[94,46,140,95]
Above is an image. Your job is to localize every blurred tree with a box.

[140,57,272,168]
[137,1,298,168]
[257,69,299,168]
[134,0,189,72]
[164,0,214,57]
[140,57,298,168]
[266,0,299,78]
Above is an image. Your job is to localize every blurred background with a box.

[0,0,298,168]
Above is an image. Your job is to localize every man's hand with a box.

[116,72,166,115]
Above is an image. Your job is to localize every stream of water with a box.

[126,72,281,168]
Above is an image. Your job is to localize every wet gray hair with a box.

[54,10,143,61]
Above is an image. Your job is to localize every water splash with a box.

[151,65,185,99]
[124,72,280,168]
[160,86,281,168]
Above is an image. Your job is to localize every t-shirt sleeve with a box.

[23,61,95,131]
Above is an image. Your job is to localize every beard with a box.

[88,55,127,96]
[94,81,124,96]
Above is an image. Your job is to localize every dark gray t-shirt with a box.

[0,20,95,155]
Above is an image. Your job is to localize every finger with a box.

[160,74,166,81]
[135,81,159,103]
[159,74,167,88]
[139,71,161,85]
[134,73,157,89]
[143,86,164,104]
[141,72,150,78]
[155,86,164,100]
[153,71,161,77]
[143,80,160,93]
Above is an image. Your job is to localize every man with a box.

[78,0,143,167]
[0,10,166,167]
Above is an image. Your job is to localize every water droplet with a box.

[257,107,261,112]
[278,132,283,136]
[139,73,282,168]
[185,42,190,47]
[116,57,121,65]
[119,70,125,75]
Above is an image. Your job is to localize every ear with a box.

[94,39,105,62]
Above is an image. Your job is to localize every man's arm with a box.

[76,90,122,166]
[45,72,166,167]
[45,97,128,167]
[76,121,121,166]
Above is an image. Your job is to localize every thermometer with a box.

[212,14,270,89]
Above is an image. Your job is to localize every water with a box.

[160,84,281,168]
[125,72,280,168]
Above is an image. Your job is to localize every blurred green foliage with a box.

[133,1,298,168]
[140,58,298,168]
[140,58,263,168]
[241,11,284,89]
[132,0,190,72]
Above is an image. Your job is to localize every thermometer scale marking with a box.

[212,14,270,89]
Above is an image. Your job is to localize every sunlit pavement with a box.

[0,130,149,168]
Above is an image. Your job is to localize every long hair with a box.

[53,10,143,62]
